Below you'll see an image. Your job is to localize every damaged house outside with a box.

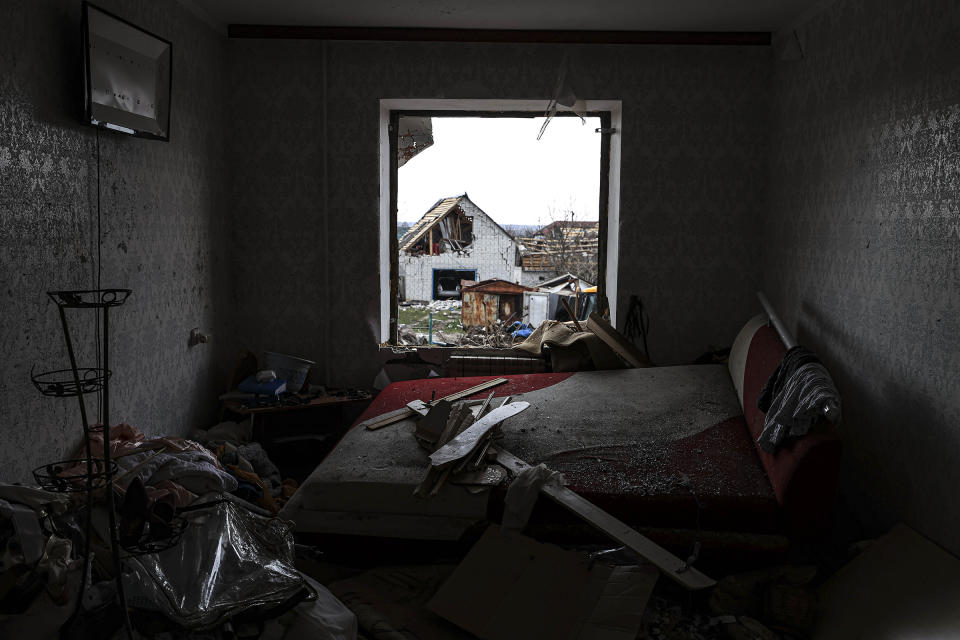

[398,194,522,301]
[519,220,600,287]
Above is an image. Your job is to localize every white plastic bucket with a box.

[262,351,314,394]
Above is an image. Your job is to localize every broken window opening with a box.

[386,106,617,349]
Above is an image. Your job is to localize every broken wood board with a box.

[561,297,584,332]
[494,447,715,591]
[428,377,507,406]
[415,400,453,444]
[435,403,474,450]
[363,379,506,430]
[428,525,658,640]
[360,406,416,431]
[407,398,429,416]
[586,312,651,368]
[429,402,530,468]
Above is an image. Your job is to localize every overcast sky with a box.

[398,116,601,226]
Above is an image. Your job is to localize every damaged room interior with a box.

[1,0,958,638]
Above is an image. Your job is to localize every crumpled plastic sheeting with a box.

[124,501,308,629]
[502,464,565,533]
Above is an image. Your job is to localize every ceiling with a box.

[191,0,823,33]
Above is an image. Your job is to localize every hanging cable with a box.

[94,127,102,424]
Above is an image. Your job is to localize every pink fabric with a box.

[85,423,146,458]
[66,425,222,507]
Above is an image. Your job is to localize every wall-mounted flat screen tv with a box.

[82,2,172,141]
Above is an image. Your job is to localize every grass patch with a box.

[398,304,463,336]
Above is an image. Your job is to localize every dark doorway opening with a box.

[432,268,477,300]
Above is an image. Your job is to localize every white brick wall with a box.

[399,198,521,301]
[520,269,559,288]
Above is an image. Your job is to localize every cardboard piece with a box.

[428,525,658,640]
[813,523,960,639]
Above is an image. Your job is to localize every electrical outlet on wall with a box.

[189,327,211,347]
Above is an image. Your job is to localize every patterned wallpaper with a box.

[227,40,770,387]
[763,0,960,554]
[0,0,230,483]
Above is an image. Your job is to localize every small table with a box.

[223,391,372,481]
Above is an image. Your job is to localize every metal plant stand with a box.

[31,288,134,639]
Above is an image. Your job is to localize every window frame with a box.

[379,100,622,345]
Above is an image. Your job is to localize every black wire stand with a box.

[32,288,135,639]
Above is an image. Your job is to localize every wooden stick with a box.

[413,466,439,497]
[493,447,715,590]
[361,406,417,430]
[429,468,451,497]
[475,391,495,418]
[561,297,584,332]
[586,312,651,368]
[429,378,507,406]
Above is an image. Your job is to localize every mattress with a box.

[281,366,780,539]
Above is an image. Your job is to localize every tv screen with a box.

[82,2,172,141]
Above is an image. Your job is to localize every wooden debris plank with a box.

[429,402,529,468]
[429,377,508,406]
[560,297,584,332]
[429,468,452,497]
[406,399,429,416]
[415,400,453,444]
[413,466,441,497]
[361,406,417,431]
[586,312,651,368]
[493,447,716,591]
[434,403,473,451]
[463,395,512,472]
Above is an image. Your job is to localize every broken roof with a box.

[399,196,463,252]
[538,273,594,290]
[398,194,518,253]
[537,220,599,236]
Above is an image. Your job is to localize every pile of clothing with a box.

[66,421,297,516]
[192,420,299,514]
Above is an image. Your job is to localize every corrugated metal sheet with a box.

[498,295,522,322]
[462,291,500,328]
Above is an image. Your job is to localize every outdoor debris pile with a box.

[397,306,646,361]
[398,298,535,348]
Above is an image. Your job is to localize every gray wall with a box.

[0,0,230,483]
[764,0,960,554]
[227,40,770,385]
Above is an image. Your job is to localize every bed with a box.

[280,314,842,544]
